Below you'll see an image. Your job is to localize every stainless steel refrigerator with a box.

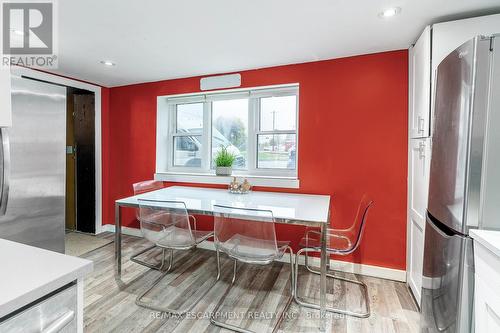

[420,35,500,332]
[0,75,66,253]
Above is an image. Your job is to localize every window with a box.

[211,98,248,169]
[258,95,297,169]
[157,84,298,179]
[173,103,203,167]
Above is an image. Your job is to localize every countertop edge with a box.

[470,229,500,258]
[0,257,93,319]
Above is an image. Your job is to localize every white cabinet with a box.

[471,230,500,333]
[431,14,500,123]
[0,66,12,127]
[407,25,431,305]
[475,275,500,333]
[409,26,431,138]
[407,138,431,305]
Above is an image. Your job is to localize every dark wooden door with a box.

[65,91,76,230]
[73,93,95,233]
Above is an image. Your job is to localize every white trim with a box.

[202,240,406,282]
[293,253,407,282]
[157,84,299,182]
[11,66,103,234]
[154,172,300,189]
[100,224,144,237]
[105,226,406,282]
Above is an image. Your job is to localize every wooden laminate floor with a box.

[82,233,420,333]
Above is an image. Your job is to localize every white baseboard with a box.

[100,224,143,237]
[100,224,407,282]
[197,242,406,282]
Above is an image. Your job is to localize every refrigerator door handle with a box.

[417,116,426,133]
[0,128,11,216]
[418,141,426,159]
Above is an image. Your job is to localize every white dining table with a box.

[114,185,331,330]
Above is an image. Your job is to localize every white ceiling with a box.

[52,0,500,87]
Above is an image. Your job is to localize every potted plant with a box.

[214,145,235,176]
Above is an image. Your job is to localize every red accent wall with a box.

[103,50,408,270]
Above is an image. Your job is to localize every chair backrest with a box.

[339,194,374,254]
[138,199,195,248]
[213,205,279,262]
[133,180,163,219]
[133,180,163,195]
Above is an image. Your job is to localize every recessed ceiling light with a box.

[379,7,401,18]
[100,60,116,66]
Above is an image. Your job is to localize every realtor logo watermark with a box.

[1,0,58,68]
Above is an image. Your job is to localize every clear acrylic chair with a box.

[132,180,163,196]
[294,195,374,318]
[130,180,166,270]
[130,181,199,270]
[210,205,294,333]
[135,199,217,315]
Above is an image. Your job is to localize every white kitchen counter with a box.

[470,229,500,333]
[0,239,93,318]
[470,229,500,258]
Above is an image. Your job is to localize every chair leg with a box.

[304,250,333,276]
[271,246,295,333]
[294,248,370,319]
[211,254,295,333]
[165,248,173,272]
[130,245,166,271]
[216,248,221,281]
[135,248,220,315]
[232,259,237,283]
[286,246,295,297]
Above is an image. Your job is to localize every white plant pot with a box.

[215,166,232,176]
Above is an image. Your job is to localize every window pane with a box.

[257,134,296,169]
[260,95,296,131]
[176,103,203,134]
[212,99,248,169]
[173,136,202,167]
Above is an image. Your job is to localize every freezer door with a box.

[427,39,475,232]
[428,37,492,233]
[0,77,66,253]
[420,213,474,333]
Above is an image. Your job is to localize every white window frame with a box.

[155,83,299,188]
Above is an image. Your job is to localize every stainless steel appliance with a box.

[421,35,500,332]
[0,76,66,253]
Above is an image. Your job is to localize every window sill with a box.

[154,172,300,189]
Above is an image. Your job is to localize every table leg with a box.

[115,203,122,277]
[319,223,327,331]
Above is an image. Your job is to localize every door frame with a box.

[11,66,103,234]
